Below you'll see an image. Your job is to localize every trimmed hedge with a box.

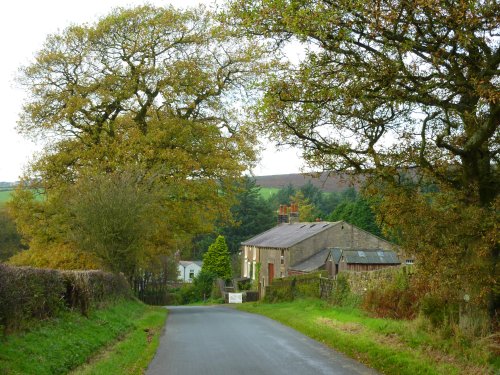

[0,264,131,333]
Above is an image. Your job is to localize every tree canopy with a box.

[228,0,499,206]
[227,0,499,316]
[10,5,268,276]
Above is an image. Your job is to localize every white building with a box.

[178,260,203,283]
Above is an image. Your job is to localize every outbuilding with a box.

[241,220,397,296]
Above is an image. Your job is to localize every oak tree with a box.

[12,5,267,275]
[228,0,499,315]
[228,0,499,205]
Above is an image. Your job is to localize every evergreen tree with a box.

[267,183,296,208]
[299,181,324,215]
[202,236,232,280]
[222,177,275,253]
[328,196,382,237]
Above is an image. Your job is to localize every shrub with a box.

[237,279,252,291]
[193,270,217,300]
[420,294,459,328]
[361,270,420,319]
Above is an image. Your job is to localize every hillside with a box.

[254,172,363,192]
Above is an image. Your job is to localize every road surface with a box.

[146,305,377,375]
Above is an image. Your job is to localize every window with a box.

[405,259,414,265]
[281,249,285,265]
[189,270,195,279]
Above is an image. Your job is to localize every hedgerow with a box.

[0,264,131,333]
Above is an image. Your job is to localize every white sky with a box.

[0,0,303,182]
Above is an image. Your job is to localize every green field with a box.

[0,189,13,205]
[258,187,281,199]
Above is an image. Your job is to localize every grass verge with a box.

[0,299,167,375]
[236,299,497,375]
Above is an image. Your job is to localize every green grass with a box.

[258,187,281,200]
[0,190,13,205]
[236,299,497,375]
[71,304,166,375]
[0,299,167,375]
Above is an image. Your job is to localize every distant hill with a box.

[254,172,363,192]
[0,182,16,189]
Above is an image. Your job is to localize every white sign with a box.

[228,293,243,304]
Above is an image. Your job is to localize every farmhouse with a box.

[241,220,398,296]
[178,260,203,283]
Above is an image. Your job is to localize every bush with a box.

[170,271,218,304]
[0,264,132,334]
[420,294,459,328]
[361,270,420,319]
[192,270,217,300]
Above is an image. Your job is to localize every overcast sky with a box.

[0,0,303,182]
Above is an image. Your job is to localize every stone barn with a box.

[241,220,397,297]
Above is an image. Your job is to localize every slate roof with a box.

[289,248,331,272]
[329,248,343,264]
[241,221,341,248]
[341,249,400,264]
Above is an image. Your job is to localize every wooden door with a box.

[268,263,274,285]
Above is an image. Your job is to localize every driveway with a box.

[146,305,377,375]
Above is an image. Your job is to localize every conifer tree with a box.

[202,235,232,280]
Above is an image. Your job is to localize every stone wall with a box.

[341,265,413,295]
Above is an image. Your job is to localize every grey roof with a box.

[341,249,400,264]
[241,221,341,248]
[328,248,343,264]
[289,248,331,272]
[179,260,203,267]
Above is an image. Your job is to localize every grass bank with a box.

[236,299,497,375]
[0,299,167,375]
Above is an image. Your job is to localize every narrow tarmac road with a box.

[146,305,377,375]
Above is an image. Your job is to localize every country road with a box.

[146,305,377,375]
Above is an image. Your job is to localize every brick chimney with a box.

[289,203,299,224]
[278,204,289,224]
